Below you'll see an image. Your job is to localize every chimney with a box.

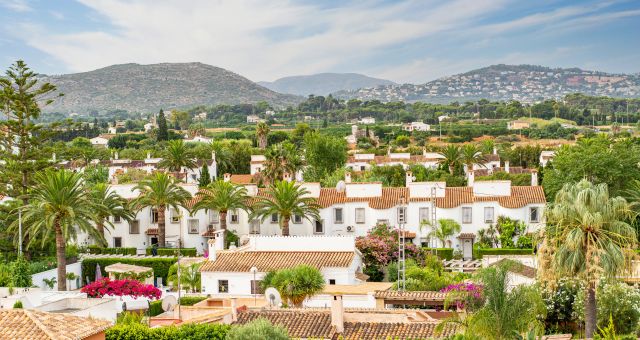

[493,147,498,155]
[114,151,119,160]
[223,173,231,182]
[405,171,413,186]
[214,230,225,251]
[423,148,427,157]
[230,298,238,322]
[211,151,216,162]
[207,239,217,261]
[345,172,352,183]
[331,295,344,334]
[504,161,510,174]
[146,152,151,159]
[531,170,539,186]
[351,125,358,136]
[51,153,56,162]
[468,170,474,187]
[283,172,292,182]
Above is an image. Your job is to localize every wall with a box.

[31,262,82,290]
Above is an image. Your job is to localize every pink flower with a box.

[81,278,161,300]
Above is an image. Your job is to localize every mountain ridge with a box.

[258,72,395,96]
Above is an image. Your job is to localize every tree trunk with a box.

[158,205,166,247]
[55,222,67,291]
[282,217,290,236]
[220,211,227,230]
[96,220,105,245]
[585,285,597,338]
[449,165,454,176]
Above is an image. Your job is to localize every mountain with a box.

[334,64,640,103]
[258,73,395,96]
[40,62,301,113]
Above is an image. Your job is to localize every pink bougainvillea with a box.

[440,282,484,310]
[81,278,161,300]
[355,223,424,268]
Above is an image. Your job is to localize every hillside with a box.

[334,64,640,103]
[258,73,395,96]
[40,62,301,113]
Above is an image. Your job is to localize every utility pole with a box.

[18,207,22,256]
[397,195,406,291]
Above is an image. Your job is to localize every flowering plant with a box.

[440,282,483,311]
[81,278,161,300]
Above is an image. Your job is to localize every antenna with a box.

[161,295,177,312]
[264,287,282,307]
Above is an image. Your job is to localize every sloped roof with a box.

[0,309,112,340]
[235,310,333,338]
[340,321,457,340]
[373,290,446,302]
[200,251,355,272]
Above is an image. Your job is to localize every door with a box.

[150,237,158,246]
[463,239,473,260]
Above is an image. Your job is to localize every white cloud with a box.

[0,0,32,12]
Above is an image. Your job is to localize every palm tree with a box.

[543,180,636,338]
[159,139,196,174]
[438,145,462,176]
[461,144,487,173]
[426,219,461,248]
[266,265,325,307]
[131,172,192,247]
[256,122,270,149]
[89,183,133,245]
[250,180,320,236]
[191,180,249,231]
[262,142,303,183]
[18,169,102,291]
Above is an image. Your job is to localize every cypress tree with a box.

[157,109,168,141]
[199,162,211,187]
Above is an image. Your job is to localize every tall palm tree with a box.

[262,142,303,183]
[543,180,636,338]
[426,218,461,247]
[256,122,270,149]
[159,139,196,173]
[18,169,102,291]
[89,183,133,245]
[131,172,192,247]
[191,179,249,231]
[438,145,462,176]
[250,180,320,236]
[461,144,487,173]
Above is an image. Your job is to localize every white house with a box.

[144,123,155,132]
[402,122,430,132]
[345,149,445,172]
[200,235,365,296]
[184,135,213,144]
[89,134,114,148]
[246,115,263,123]
[250,155,266,175]
[539,150,556,167]
[359,117,376,125]
[102,152,217,184]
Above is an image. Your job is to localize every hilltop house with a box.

[507,120,531,130]
[402,122,430,132]
[359,117,376,125]
[246,115,264,123]
[90,134,115,148]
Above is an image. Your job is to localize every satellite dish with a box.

[264,287,282,307]
[239,235,250,246]
[336,180,346,193]
[162,295,177,312]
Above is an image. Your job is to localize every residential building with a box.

[89,134,115,148]
[184,135,213,144]
[539,150,556,167]
[359,117,376,124]
[246,115,263,123]
[0,309,112,340]
[507,120,531,130]
[402,121,431,132]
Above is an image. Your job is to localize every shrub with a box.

[82,257,176,284]
[148,300,163,317]
[27,257,57,274]
[145,248,197,257]
[473,248,533,259]
[12,300,22,309]
[81,278,162,300]
[574,280,640,335]
[11,256,32,288]
[179,296,207,306]
[423,248,454,260]
[88,246,137,256]
[542,279,581,334]
[226,318,288,340]
[106,323,230,340]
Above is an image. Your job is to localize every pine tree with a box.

[157,109,169,141]
[199,163,211,187]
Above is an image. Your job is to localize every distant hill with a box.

[40,62,301,113]
[334,64,640,103]
[258,73,395,96]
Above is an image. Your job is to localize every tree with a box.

[262,265,325,307]
[18,169,102,290]
[262,142,303,183]
[168,262,202,293]
[191,180,248,232]
[157,109,169,141]
[541,180,636,338]
[255,122,270,149]
[438,145,462,175]
[89,183,133,244]
[132,173,192,247]
[303,132,347,182]
[199,162,211,187]
[250,180,320,236]
[395,135,410,147]
[159,139,196,174]
[227,318,289,340]
[460,144,486,173]
[426,219,461,247]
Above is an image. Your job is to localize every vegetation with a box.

[106,322,230,340]
[167,262,202,293]
[89,183,132,244]
[226,318,289,340]
[261,265,325,307]
[82,257,177,284]
[191,180,248,232]
[425,219,461,248]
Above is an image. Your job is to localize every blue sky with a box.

[0,0,639,83]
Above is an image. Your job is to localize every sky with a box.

[0,0,639,84]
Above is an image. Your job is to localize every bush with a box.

[88,246,137,256]
[28,257,57,274]
[148,300,163,316]
[179,296,207,306]
[474,248,533,259]
[12,300,22,309]
[145,248,197,257]
[423,248,454,260]
[574,280,640,335]
[81,278,162,299]
[226,318,288,340]
[82,257,176,284]
[106,323,230,340]
[11,256,32,288]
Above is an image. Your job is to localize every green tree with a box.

[256,122,270,149]
[198,162,211,187]
[17,169,101,290]
[250,180,320,236]
[460,144,486,173]
[395,135,411,147]
[157,109,169,141]
[426,219,461,247]
[191,180,248,232]
[262,142,303,183]
[303,132,347,182]
[438,145,462,176]
[263,265,325,307]
[542,180,636,338]
[168,262,201,293]
[90,183,133,244]
[159,139,196,173]
[226,318,289,340]
[132,173,192,247]
[10,255,32,288]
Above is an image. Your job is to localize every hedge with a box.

[87,246,137,256]
[106,323,230,340]
[180,296,207,306]
[423,248,454,260]
[148,300,163,317]
[82,257,177,285]
[474,248,534,259]
[145,248,197,257]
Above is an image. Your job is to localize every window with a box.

[360,166,366,171]
[151,209,159,224]
[271,213,278,223]
[250,220,260,234]
[250,280,262,294]
[113,215,122,223]
[188,219,199,234]
[419,207,430,224]
[334,208,343,224]
[329,279,336,285]
[314,220,324,234]
[293,215,302,224]
[209,210,219,223]
[530,207,540,223]
[129,220,140,234]
[218,280,228,293]
[170,208,180,223]
[113,237,122,248]
[230,210,239,224]
[397,207,407,224]
[355,208,366,224]
[484,207,494,223]
[462,207,472,224]
[377,219,389,226]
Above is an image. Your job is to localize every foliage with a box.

[106,322,230,340]
[13,300,23,309]
[83,165,109,185]
[148,300,163,316]
[426,219,461,248]
[477,171,531,186]
[473,248,533,259]
[495,216,526,248]
[226,318,289,340]
[27,257,57,274]
[192,180,248,232]
[198,162,211,187]
[81,278,162,299]
[423,248,454,260]
[262,141,303,183]
[116,311,143,325]
[157,109,169,141]
[179,296,207,306]
[542,279,581,334]
[265,264,325,307]
[573,280,640,335]
[388,259,458,291]
[303,132,347,182]
[167,262,202,293]
[441,282,484,310]
[158,139,196,172]
[42,277,57,290]
[82,257,176,284]
[89,182,133,245]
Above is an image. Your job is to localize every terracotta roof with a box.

[457,233,476,239]
[437,186,545,209]
[229,174,254,184]
[340,321,457,340]
[0,309,112,340]
[146,228,158,235]
[201,229,216,237]
[200,251,355,272]
[347,155,443,164]
[235,310,333,338]
[373,290,446,302]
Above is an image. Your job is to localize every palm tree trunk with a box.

[158,205,166,247]
[585,285,597,339]
[449,164,454,176]
[282,217,290,236]
[220,211,227,230]
[55,221,67,291]
[96,220,105,245]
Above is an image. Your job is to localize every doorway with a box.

[463,239,473,260]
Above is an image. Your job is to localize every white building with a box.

[200,235,365,296]
[346,149,445,172]
[359,117,376,125]
[100,152,217,184]
[402,122,431,132]
[246,115,263,123]
[89,134,114,148]
[184,135,213,144]
[144,123,155,132]
[539,150,556,167]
